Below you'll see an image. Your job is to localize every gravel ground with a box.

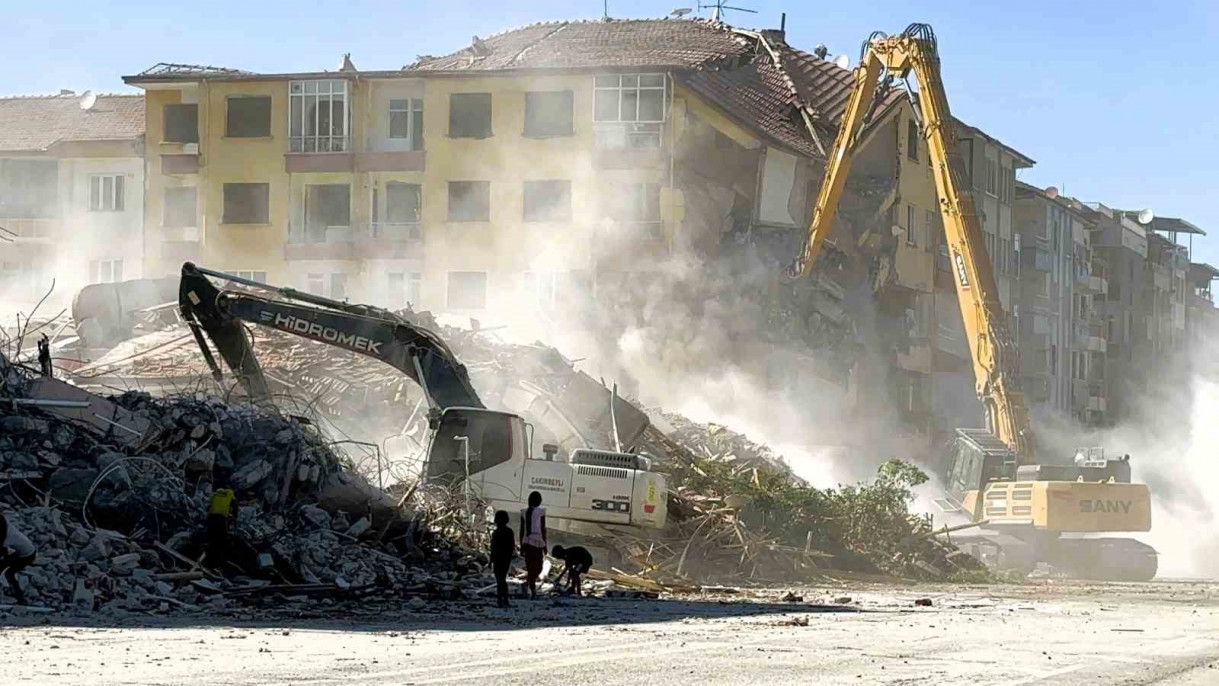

[4,579,1219,685]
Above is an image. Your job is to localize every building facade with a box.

[0,93,145,308]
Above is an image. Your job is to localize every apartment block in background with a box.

[0,93,144,307]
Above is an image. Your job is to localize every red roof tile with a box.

[410,19,750,72]
[0,94,144,152]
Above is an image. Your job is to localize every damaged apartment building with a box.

[0,92,145,308]
[121,17,980,452]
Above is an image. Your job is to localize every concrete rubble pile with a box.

[0,355,503,614]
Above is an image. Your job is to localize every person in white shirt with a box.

[519,491,547,599]
[1,513,36,605]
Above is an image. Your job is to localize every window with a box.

[89,259,123,284]
[593,74,665,147]
[226,96,272,138]
[303,184,351,242]
[385,182,421,223]
[522,271,558,311]
[998,164,1013,204]
[985,158,998,197]
[447,271,488,309]
[289,80,349,152]
[1050,344,1057,376]
[448,181,490,222]
[524,91,574,138]
[925,209,936,249]
[330,273,347,301]
[0,159,58,218]
[222,183,270,224]
[607,182,662,238]
[389,98,424,150]
[523,180,572,222]
[906,204,916,245]
[449,93,492,139]
[162,186,197,227]
[89,174,124,212]
[388,271,422,309]
[907,119,919,162]
[306,273,325,296]
[227,270,267,284]
[163,104,198,143]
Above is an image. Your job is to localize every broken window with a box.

[330,273,347,301]
[306,273,325,296]
[226,96,272,138]
[163,104,198,143]
[384,182,422,236]
[388,271,422,309]
[523,180,572,222]
[389,98,424,149]
[89,259,123,284]
[907,119,919,162]
[593,74,665,147]
[162,186,197,227]
[524,91,574,138]
[89,174,124,212]
[222,183,270,224]
[449,93,492,139]
[289,80,349,152]
[447,271,487,309]
[607,182,662,238]
[303,184,351,242]
[448,181,490,222]
[522,271,557,311]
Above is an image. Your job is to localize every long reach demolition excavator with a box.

[178,262,667,533]
[787,24,1155,580]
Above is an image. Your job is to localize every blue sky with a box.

[5,0,1217,264]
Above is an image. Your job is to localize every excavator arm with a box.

[788,24,1033,461]
[178,262,485,411]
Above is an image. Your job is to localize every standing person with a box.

[519,491,546,599]
[0,513,36,605]
[205,481,237,572]
[552,545,594,597]
[489,510,515,608]
[37,334,52,378]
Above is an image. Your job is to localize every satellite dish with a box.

[833,54,850,70]
[1045,186,1059,199]
[1137,208,1154,225]
[669,7,693,17]
[79,90,97,111]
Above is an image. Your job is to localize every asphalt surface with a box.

[3,580,1219,685]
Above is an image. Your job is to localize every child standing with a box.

[489,510,515,607]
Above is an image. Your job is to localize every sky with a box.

[4,0,1218,264]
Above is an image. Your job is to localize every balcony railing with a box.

[369,221,422,241]
[0,218,56,240]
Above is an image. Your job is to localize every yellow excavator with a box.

[788,24,1156,580]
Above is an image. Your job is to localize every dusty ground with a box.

[3,580,1219,685]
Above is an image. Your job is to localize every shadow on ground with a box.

[0,595,863,633]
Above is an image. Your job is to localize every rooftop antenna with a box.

[1137,208,1155,225]
[833,54,850,70]
[669,7,693,18]
[698,0,757,23]
[79,90,97,112]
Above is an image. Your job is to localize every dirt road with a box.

[4,580,1218,685]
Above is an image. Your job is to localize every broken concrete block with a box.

[345,517,371,538]
[299,505,331,530]
[50,468,101,505]
[408,596,426,610]
[72,580,94,611]
[275,428,294,444]
[109,553,141,576]
[79,535,111,562]
[231,459,273,489]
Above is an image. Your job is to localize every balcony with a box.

[895,241,934,293]
[1023,247,1052,272]
[1087,396,1107,413]
[285,225,355,260]
[355,222,425,260]
[284,150,355,174]
[896,341,933,374]
[0,218,57,243]
[1089,274,1108,295]
[355,151,426,173]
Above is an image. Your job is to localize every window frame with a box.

[610,182,663,238]
[906,204,917,245]
[163,103,199,144]
[907,119,919,162]
[222,182,271,225]
[448,92,493,139]
[88,174,125,212]
[389,97,424,150]
[225,95,273,138]
[593,73,667,123]
[89,258,123,284]
[522,180,573,222]
[226,270,268,284]
[289,79,351,153]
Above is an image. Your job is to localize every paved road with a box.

[4,581,1219,685]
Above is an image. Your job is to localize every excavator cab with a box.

[424,407,530,487]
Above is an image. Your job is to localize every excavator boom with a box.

[178,262,484,410]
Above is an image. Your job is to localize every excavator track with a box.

[1046,537,1158,582]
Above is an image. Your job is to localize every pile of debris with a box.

[613,416,983,586]
[0,356,496,613]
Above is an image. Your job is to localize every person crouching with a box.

[552,544,593,597]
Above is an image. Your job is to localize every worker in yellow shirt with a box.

[206,480,237,572]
